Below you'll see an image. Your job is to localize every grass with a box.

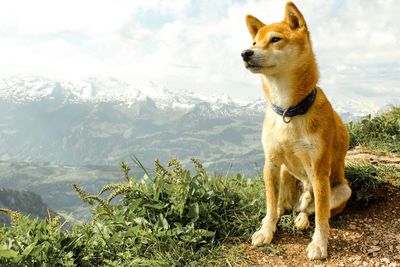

[0,106,398,266]
[347,106,399,154]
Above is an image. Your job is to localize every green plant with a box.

[0,158,267,266]
[77,158,267,266]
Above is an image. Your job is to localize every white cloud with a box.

[0,0,399,105]
[0,0,190,35]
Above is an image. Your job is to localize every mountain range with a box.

[0,75,387,220]
[0,76,383,171]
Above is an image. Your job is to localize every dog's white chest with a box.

[262,111,320,180]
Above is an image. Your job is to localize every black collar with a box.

[271,88,317,123]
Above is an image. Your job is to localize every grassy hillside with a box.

[0,107,399,266]
[347,106,399,154]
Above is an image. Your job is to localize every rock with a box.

[367,246,381,254]
[349,224,357,230]
[395,234,400,242]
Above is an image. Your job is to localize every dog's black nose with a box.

[241,49,254,60]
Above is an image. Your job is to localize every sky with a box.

[0,0,399,105]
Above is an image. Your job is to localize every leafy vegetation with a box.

[347,106,400,153]
[0,107,398,266]
[1,159,396,266]
[0,159,267,266]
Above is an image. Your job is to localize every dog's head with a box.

[242,2,312,75]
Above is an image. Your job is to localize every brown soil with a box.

[241,185,400,267]
[238,152,400,267]
[346,149,400,165]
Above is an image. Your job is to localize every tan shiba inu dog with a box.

[242,2,352,260]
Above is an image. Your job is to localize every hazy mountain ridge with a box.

[0,76,383,172]
[0,76,266,171]
[0,188,51,225]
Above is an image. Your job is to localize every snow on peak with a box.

[61,77,146,103]
[0,75,58,103]
[0,76,239,110]
[214,93,233,104]
[0,76,390,121]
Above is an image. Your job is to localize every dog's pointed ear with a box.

[284,2,307,30]
[246,14,265,39]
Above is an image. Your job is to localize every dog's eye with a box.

[270,37,282,43]
[252,41,256,46]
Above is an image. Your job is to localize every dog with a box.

[241,2,352,260]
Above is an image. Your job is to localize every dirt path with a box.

[346,149,400,165]
[239,151,400,267]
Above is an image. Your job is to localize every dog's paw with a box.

[306,239,327,260]
[295,212,310,230]
[251,228,274,246]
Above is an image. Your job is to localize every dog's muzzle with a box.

[241,49,254,62]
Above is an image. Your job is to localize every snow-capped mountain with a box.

[0,76,263,169]
[0,76,269,121]
[0,76,245,107]
[0,75,384,120]
[0,75,388,174]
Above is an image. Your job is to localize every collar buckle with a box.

[282,109,292,123]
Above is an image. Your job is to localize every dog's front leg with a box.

[307,167,331,260]
[252,159,280,246]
